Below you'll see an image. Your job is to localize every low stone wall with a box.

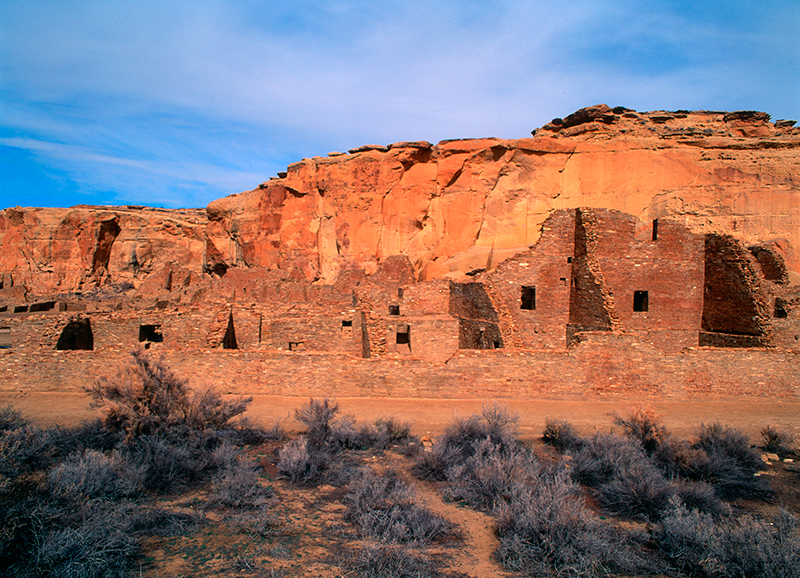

[2,333,797,400]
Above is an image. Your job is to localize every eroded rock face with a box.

[1,106,798,305]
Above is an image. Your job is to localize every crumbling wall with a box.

[701,234,773,347]
[449,282,503,349]
[486,210,575,349]
[567,208,620,345]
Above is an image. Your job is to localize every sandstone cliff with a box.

[1,105,798,305]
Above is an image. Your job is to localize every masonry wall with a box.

[3,337,796,400]
[487,210,575,349]
[591,211,705,352]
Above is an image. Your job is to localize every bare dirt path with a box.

[4,391,799,442]
[387,453,512,578]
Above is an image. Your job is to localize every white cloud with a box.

[1,0,797,208]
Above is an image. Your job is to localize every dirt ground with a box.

[3,390,799,578]
[3,391,799,442]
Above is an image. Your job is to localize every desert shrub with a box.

[223,418,285,446]
[695,422,761,471]
[611,404,668,454]
[344,469,451,544]
[0,404,27,432]
[673,480,726,515]
[48,449,143,500]
[413,405,520,482]
[294,397,341,452]
[595,458,675,520]
[34,500,141,578]
[655,499,800,577]
[345,543,438,578]
[494,470,659,577]
[442,438,533,511]
[0,425,55,480]
[277,437,329,485]
[46,419,124,455]
[207,456,273,509]
[570,432,677,519]
[670,424,776,502]
[122,432,216,493]
[86,348,251,439]
[411,440,459,482]
[761,424,794,456]
[542,418,584,451]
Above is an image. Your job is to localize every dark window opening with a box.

[288,341,304,351]
[652,219,659,241]
[560,278,567,287]
[567,257,573,263]
[633,290,649,312]
[573,277,579,289]
[493,341,501,349]
[0,306,7,313]
[520,286,536,310]
[13,305,28,313]
[222,313,237,349]
[342,320,353,327]
[774,300,788,319]
[57,319,93,350]
[397,288,404,299]
[396,325,410,345]
[30,301,56,312]
[139,324,163,343]
[0,327,11,349]
[388,305,400,316]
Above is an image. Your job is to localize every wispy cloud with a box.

[1,0,797,209]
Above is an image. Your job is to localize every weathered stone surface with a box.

[1,106,799,302]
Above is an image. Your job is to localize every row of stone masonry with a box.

[1,209,799,361]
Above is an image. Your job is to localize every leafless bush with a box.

[277,437,329,485]
[611,404,668,454]
[0,404,27,432]
[761,424,794,456]
[344,543,438,578]
[48,449,144,500]
[595,458,675,520]
[411,440,459,481]
[344,469,451,544]
[35,500,140,578]
[695,422,761,471]
[207,456,274,509]
[655,499,800,577]
[442,438,533,511]
[123,433,214,493]
[494,471,659,577]
[294,397,341,452]
[542,418,584,451]
[86,349,251,439]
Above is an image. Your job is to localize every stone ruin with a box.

[1,106,798,398]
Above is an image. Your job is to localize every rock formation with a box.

[2,106,797,309]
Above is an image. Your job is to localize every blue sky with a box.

[1,0,797,209]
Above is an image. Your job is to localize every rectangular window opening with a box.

[288,341,304,351]
[520,286,536,310]
[342,319,353,327]
[652,219,659,241]
[560,278,567,287]
[139,324,163,343]
[397,288,404,299]
[396,325,410,345]
[633,290,649,312]
[388,305,400,316]
[567,256,573,263]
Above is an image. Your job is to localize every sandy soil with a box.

[3,391,799,441]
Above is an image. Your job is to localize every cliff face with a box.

[1,105,799,303]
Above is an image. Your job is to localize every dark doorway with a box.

[57,319,94,350]
[396,325,410,345]
[388,305,400,316]
[633,290,649,312]
[222,313,237,349]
